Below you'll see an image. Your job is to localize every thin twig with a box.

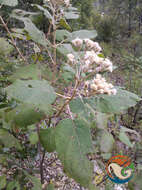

[56,92,71,99]
[36,123,45,184]
[46,48,55,65]
[55,79,80,118]
[0,16,28,64]
[40,150,46,184]
[67,104,74,120]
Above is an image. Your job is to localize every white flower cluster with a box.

[67,37,113,73]
[66,38,117,96]
[85,74,117,95]
[48,0,70,6]
[84,39,102,53]
[83,50,113,73]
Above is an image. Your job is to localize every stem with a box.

[40,150,46,184]
[55,78,80,118]
[36,123,45,184]
[0,16,28,64]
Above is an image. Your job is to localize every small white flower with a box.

[64,0,70,6]
[67,53,74,63]
[108,83,114,88]
[111,89,117,95]
[98,89,104,94]
[107,65,113,72]
[84,51,101,65]
[93,42,102,53]
[103,58,112,67]
[84,39,95,49]
[96,74,102,80]
[91,84,98,91]
[96,66,102,72]
[72,37,83,48]
[97,83,105,90]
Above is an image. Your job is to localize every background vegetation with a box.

[0,0,142,190]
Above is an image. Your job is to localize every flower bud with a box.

[67,53,75,63]
[72,37,83,48]
[111,89,117,95]
[91,84,98,91]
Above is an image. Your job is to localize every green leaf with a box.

[119,131,133,148]
[0,38,14,56]
[70,30,97,40]
[12,17,48,47]
[56,30,71,41]
[64,11,79,19]
[93,88,141,113]
[12,9,39,17]
[7,181,20,190]
[39,128,56,152]
[5,80,56,114]
[100,130,114,153]
[29,132,38,145]
[32,4,53,20]
[57,43,75,56]
[8,64,42,82]
[70,88,141,114]
[63,64,75,74]
[4,104,45,128]
[0,175,6,189]
[55,119,94,188]
[0,129,21,150]
[0,0,18,6]
[70,98,86,114]
[118,126,139,148]
[95,112,108,129]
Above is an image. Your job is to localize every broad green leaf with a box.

[100,130,114,153]
[0,129,21,150]
[56,30,71,41]
[8,64,42,82]
[95,112,108,129]
[119,131,133,148]
[12,9,39,17]
[7,181,20,190]
[0,175,6,189]
[70,88,141,114]
[32,4,53,20]
[62,64,75,82]
[64,11,79,19]
[12,17,48,47]
[29,132,38,145]
[69,98,94,124]
[0,0,18,6]
[70,30,97,40]
[118,126,138,148]
[57,43,75,56]
[5,80,56,114]
[0,38,14,56]
[39,128,56,152]
[70,98,86,114]
[63,64,75,74]
[55,119,94,188]
[4,104,45,128]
